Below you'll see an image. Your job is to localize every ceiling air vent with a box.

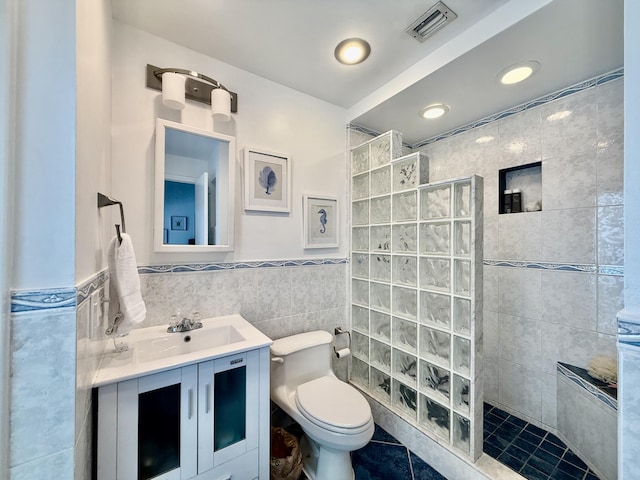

[406,1,457,42]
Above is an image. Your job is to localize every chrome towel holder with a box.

[97,192,126,244]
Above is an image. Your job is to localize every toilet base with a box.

[300,434,355,480]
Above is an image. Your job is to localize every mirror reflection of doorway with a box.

[164,180,195,245]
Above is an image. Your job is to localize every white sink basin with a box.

[135,324,245,363]
[94,314,272,387]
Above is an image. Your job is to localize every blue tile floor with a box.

[351,425,446,480]
[484,403,601,480]
[274,403,600,480]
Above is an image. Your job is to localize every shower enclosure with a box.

[349,130,484,461]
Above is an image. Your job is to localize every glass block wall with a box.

[350,131,484,461]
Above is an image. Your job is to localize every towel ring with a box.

[97,192,126,244]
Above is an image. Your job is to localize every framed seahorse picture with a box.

[243,147,291,213]
[303,194,338,249]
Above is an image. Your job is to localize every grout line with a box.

[406,446,416,480]
[370,439,404,446]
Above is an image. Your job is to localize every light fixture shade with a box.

[211,88,231,122]
[161,72,186,109]
[334,38,371,65]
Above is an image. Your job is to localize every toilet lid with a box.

[295,377,372,434]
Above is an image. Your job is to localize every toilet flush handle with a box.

[271,356,284,364]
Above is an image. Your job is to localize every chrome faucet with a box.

[167,314,203,333]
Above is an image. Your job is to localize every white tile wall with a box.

[413,77,623,435]
[10,310,76,468]
[138,263,348,339]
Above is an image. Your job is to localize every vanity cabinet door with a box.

[115,365,198,480]
[197,350,260,475]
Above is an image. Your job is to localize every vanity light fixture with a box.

[498,61,540,85]
[145,64,238,121]
[334,38,371,65]
[420,103,450,119]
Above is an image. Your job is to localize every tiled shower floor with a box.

[483,403,601,480]
[274,403,601,480]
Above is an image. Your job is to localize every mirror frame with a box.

[154,118,236,253]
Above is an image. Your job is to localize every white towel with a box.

[108,233,146,335]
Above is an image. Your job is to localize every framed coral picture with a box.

[244,148,290,213]
[303,194,338,249]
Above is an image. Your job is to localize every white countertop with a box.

[93,313,273,387]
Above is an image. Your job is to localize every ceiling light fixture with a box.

[145,64,238,121]
[334,38,371,65]
[498,61,540,85]
[420,103,450,119]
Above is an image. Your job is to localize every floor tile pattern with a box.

[351,425,447,480]
[274,403,601,480]
[483,403,601,480]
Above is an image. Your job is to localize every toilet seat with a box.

[295,376,372,435]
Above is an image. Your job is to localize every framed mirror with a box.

[154,119,236,252]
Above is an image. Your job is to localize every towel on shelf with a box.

[108,233,146,335]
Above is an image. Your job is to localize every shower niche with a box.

[350,131,483,461]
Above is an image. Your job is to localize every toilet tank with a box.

[270,331,334,389]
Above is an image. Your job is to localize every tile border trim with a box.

[11,258,349,312]
[483,259,623,276]
[138,257,348,274]
[349,67,624,150]
[617,309,640,347]
[10,287,77,313]
[557,362,617,411]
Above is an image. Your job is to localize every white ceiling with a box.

[112,0,624,145]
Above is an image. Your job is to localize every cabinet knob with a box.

[271,357,284,364]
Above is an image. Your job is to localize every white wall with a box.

[111,22,348,266]
[12,0,76,290]
[76,0,112,284]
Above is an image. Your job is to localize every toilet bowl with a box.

[270,331,374,480]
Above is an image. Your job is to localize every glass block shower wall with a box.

[350,131,484,461]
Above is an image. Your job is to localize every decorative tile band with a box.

[484,260,623,276]
[557,362,617,411]
[11,257,349,313]
[618,310,640,347]
[349,68,624,150]
[598,265,624,276]
[11,288,77,313]
[76,270,108,306]
[139,257,348,274]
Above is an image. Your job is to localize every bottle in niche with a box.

[504,189,512,213]
[512,189,522,213]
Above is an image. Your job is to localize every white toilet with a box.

[270,330,374,480]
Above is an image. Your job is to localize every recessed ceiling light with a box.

[498,61,540,85]
[334,38,371,65]
[420,103,450,119]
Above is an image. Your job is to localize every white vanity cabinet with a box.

[96,347,270,480]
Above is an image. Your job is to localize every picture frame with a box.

[244,148,291,213]
[303,194,339,249]
[171,216,187,230]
